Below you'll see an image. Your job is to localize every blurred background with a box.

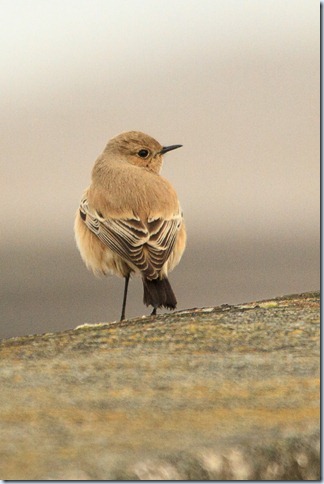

[1,0,319,338]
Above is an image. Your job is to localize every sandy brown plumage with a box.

[74,131,186,320]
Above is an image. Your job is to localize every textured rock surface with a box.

[0,291,320,480]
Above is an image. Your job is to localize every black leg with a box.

[120,274,130,321]
[151,307,157,316]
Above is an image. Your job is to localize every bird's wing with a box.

[80,197,153,276]
[146,214,182,273]
[79,196,182,278]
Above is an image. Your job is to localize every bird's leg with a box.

[150,307,157,316]
[120,274,130,321]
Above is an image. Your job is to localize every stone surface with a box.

[0,291,320,480]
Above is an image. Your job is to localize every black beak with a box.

[160,144,183,155]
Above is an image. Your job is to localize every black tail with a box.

[142,277,177,311]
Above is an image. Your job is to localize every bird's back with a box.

[89,159,180,221]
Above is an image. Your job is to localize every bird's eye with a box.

[138,149,149,158]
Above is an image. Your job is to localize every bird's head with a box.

[104,131,182,174]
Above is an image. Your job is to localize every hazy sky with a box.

[1,0,317,100]
[0,0,319,248]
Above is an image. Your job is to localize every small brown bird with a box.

[74,131,186,321]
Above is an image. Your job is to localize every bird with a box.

[74,130,186,321]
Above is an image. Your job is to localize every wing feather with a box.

[79,197,182,278]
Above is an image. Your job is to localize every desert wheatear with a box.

[74,131,186,320]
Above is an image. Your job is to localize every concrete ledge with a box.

[0,291,320,479]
